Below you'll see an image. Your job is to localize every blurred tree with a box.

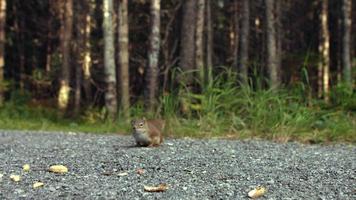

[179,0,197,86]
[318,0,330,102]
[0,0,5,106]
[205,0,213,87]
[82,0,94,105]
[118,0,130,118]
[236,0,250,85]
[195,0,205,86]
[146,0,161,112]
[57,0,73,111]
[238,0,249,85]
[341,0,352,87]
[73,0,93,115]
[265,0,279,89]
[103,0,118,119]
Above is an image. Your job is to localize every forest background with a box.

[0,0,355,143]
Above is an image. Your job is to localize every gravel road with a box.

[0,130,355,199]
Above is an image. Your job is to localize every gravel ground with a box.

[0,130,355,200]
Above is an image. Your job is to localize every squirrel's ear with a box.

[142,116,146,121]
[130,120,135,125]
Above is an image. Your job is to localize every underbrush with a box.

[0,70,355,144]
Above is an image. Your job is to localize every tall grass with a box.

[160,68,355,142]
[0,68,354,143]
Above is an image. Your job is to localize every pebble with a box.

[0,130,354,199]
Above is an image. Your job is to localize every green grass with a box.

[0,69,355,144]
[0,102,129,134]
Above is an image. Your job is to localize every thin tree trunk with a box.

[146,0,160,112]
[58,0,73,111]
[73,0,90,116]
[275,0,282,78]
[232,1,239,72]
[103,0,118,119]
[195,0,205,86]
[82,0,94,104]
[45,5,53,75]
[318,0,330,102]
[265,0,279,89]
[205,0,213,86]
[180,0,197,86]
[12,2,25,91]
[118,0,130,118]
[238,0,249,85]
[0,0,6,106]
[341,0,352,87]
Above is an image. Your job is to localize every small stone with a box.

[23,164,30,172]
[33,181,44,188]
[10,174,21,182]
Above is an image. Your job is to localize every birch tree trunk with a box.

[0,0,6,106]
[341,0,352,87]
[318,0,330,102]
[265,0,279,89]
[195,0,205,86]
[146,0,160,112]
[103,0,118,119]
[118,0,130,118]
[58,0,73,111]
[238,0,249,85]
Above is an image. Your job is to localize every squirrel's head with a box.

[131,117,147,131]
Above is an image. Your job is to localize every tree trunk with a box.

[341,0,352,87]
[265,0,279,89]
[82,0,94,104]
[146,0,160,112]
[318,0,330,102]
[118,0,130,118]
[275,0,282,79]
[179,0,197,86]
[103,0,118,119]
[205,0,213,86]
[195,0,205,86]
[73,0,91,116]
[12,2,25,91]
[45,21,52,75]
[238,0,249,85]
[232,1,239,73]
[0,0,6,106]
[58,0,73,111]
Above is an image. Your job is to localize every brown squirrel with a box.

[131,118,164,147]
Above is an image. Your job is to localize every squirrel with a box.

[131,117,164,147]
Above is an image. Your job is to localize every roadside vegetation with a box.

[1,69,354,144]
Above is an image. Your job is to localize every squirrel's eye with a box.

[139,123,143,127]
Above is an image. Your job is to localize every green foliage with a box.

[330,83,356,111]
[0,70,355,143]
[159,68,355,143]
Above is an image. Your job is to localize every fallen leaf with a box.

[49,165,68,174]
[248,186,266,199]
[23,164,30,172]
[144,183,169,192]
[10,174,21,182]
[33,181,44,188]
[136,168,145,175]
[102,172,113,176]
